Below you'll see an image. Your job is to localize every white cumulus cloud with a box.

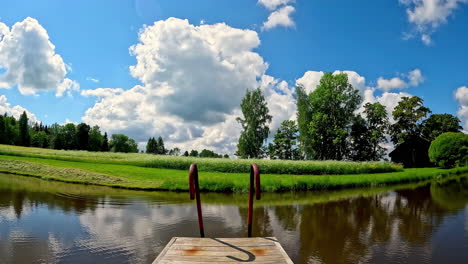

[0,17,78,96]
[377,69,424,91]
[455,86,468,131]
[0,95,38,123]
[400,0,468,45]
[262,5,296,30]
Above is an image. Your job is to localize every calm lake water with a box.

[0,173,467,264]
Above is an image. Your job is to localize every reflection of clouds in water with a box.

[0,207,18,222]
[465,206,468,234]
[77,204,244,263]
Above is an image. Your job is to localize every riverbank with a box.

[1,154,467,192]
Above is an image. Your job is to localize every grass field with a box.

[0,145,402,175]
[0,152,467,192]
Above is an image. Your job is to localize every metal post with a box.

[189,164,205,237]
[247,163,261,237]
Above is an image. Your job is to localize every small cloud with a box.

[200,19,205,25]
[377,69,424,92]
[86,77,100,83]
[262,5,295,30]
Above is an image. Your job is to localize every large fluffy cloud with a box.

[0,95,38,123]
[455,86,468,131]
[0,17,78,96]
[82,18,294,154]
[400,0,468,44]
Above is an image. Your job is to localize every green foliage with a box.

[0,144,402,175]
[421,114,462,141]
[296,85,313,159]
[19,111,30,147]
[390,96,431,145]
[101,132,109,152]
[429,132,468,168]
[168,147,181,156]
[350,102,389,161]
[189,149,199,157]
[183,151,189,157]
[88,126,103,151]
[76,123,91,150]
[31,131,48,148]
[199,149,223,158]
[109,134,138,153]
[269,120,300,160]
[63,123,78,150]
[298,72,361,160]
[146,136,166,154]
[236,88,272,159]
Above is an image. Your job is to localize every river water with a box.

[0,173,467,264]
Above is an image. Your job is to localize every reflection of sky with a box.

[1,179,468,264]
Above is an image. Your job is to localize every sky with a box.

[1,0,468,154]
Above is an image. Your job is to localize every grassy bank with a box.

[0,154,466,192]
[0,145,402,175]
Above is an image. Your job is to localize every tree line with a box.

[236,72,463,167]
[0,112,226,157]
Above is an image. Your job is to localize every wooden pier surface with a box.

[153,237,293,264]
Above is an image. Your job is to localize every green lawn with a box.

[0,154,466,192]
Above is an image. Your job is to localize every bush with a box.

[429,132,468,168]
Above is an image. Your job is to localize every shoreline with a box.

[1,155,467,192]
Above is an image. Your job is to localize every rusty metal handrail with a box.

[189,164,205,237]
[247,163,261,237]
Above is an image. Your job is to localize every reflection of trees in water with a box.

[0,188,98,219]
[267,178,467,264]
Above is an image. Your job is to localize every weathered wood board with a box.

[153,237,293,264]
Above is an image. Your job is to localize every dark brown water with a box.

[0,173,467,264]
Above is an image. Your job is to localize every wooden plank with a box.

[153,237,293,264]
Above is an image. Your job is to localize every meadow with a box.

[0,145,402,175]
[0,145,467,192]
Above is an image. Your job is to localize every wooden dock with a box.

[153,237,293,264]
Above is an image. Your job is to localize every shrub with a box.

[429,132,468,168]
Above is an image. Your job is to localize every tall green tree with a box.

[146,137,156,154]
[421,114,462,141]
[88,126,103,151]
[390,96,431,145]
[0,115,5,144]
[156,136,166,155]
[109,134,138,153]
[269,120,299,160]
[101,132,110,151]
[363,102,389,160]
[63,123,78,149]
[349,115,373,161]
[31,131,48,148]
[76,123,91,150]
[389,96,432,167]
[189,150,199,157]
[299,72,361,160]
[236,88,272,159]
[19,111,30,147]
[296,85,313,159]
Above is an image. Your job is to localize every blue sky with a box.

[1,0,467,153]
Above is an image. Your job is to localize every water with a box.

[0,173,467,264]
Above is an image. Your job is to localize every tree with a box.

[390,96,431,145]
[76,123,91,150]
[363,102,389,160]
[199,149,222,158]
[299,72,361,160]
[296,85,313,159]
[183,151,189,157]
[19,111,30,147]
[189,150,199,157]
[31,131,48,148]
[109,134,138,153]
[168,147,181,156]
[63,123,78,149]
[389,96,432,167]
[349,115,373,161]
[429,132,468,168]
[269,120,299,160]
[0,115,5,144]
[146,137,157,154]
[101,132,109,151]
[236,88,272,159]
[421,114,462,141]
[88,126,103,151]
[223,154,229,158]
[156,136,166,155]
